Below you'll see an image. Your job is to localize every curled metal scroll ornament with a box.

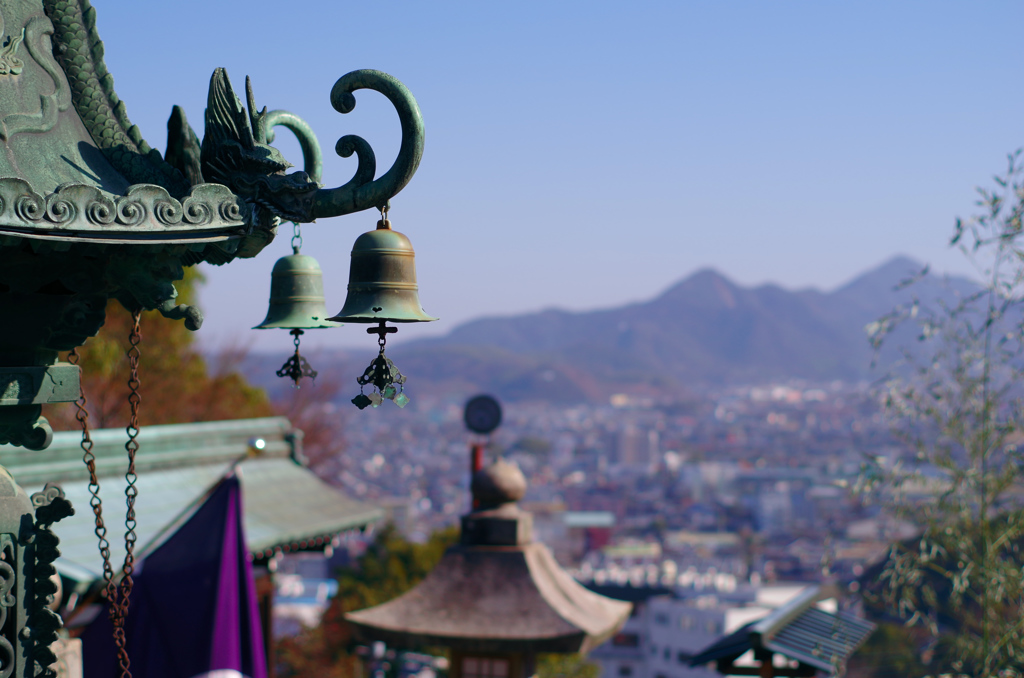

[312,69,425,219]
[265,109,324,185]
[154,198,182,225]
[117,197,148,227]
[14,191,43,222]
[0,180,247,235]
[44,192,75,223]
[182,198,210,225]
[86,195,116,224]
[218,199,242,223]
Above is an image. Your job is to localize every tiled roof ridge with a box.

[0,416,296,485]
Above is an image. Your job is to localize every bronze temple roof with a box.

[346,461,631,654]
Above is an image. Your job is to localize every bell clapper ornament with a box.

[254,223,341,387]
[277,329,318,386]
[327,204,437,409]
[352,322,408,410]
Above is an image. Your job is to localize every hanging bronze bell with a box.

[254,251,341,330]
[328,219,437,324]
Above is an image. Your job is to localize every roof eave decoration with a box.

[0,0,425,450]
[0,181,248,245]
[0,0,424,314]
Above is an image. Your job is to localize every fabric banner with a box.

[81,474,268,678]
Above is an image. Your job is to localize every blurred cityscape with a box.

[260,379,909,677]
[328,380,900,583]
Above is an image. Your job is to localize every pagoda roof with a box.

[347,460,631,655]
[347,541,632,654]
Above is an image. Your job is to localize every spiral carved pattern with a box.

[14,193,43,222]
[0,541,14,678]
[154,199,182,225]
[87,197,116,224]
[182,198,211,225]
[0,635,11,678]
[116,199,145,226]
[45,195,76,224]
[0,180,246,234]
[218,199,242,223]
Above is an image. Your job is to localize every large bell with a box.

[328,219,438,324]
[254,251,341,330]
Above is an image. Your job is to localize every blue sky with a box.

[93,1,1024,350]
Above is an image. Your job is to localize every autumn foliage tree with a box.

[45,269,272,430]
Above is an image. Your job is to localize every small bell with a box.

[254,253,340,331]
[327,215,437,325]
[255,224,340,386]
[331,207,435,409]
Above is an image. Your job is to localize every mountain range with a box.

[252,256,978,403]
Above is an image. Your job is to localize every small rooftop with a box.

[689,586,875,677]
[0,417,381,582]
[346,460,632,654]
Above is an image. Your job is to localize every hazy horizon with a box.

[218,252,953,356]
[84,1,1024,351]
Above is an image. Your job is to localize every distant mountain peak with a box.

[829,255,928,311]
[379,255,977,402]
[656,268,740,308]
[879,254,925,270]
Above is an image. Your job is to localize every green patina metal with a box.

[329,219,436,324]
[0,470,76,678]
[254,252,339,331]
[0,0,425,668]
[265,110,324,185]
[313,70,424,218]
[0,364,78,406]
[0,0,427,451]
[332,217,436,410]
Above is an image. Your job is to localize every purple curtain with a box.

[81,474,268,678]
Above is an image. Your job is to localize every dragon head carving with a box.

[181,68,319,226]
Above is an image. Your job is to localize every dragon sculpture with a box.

[0,0,425,448]
[43,0,320,261]
[8,0,423,328]
[42,0,422,247]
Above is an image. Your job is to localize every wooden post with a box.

[755,649,775,678]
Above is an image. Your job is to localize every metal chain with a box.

[67,349,118,608]
[112,310,142,678]
[290,221,303,253]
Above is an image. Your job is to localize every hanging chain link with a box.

[290,221,303,253]
[69,321,140,678]
[110,310,143,678]
[67,349,117,603]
